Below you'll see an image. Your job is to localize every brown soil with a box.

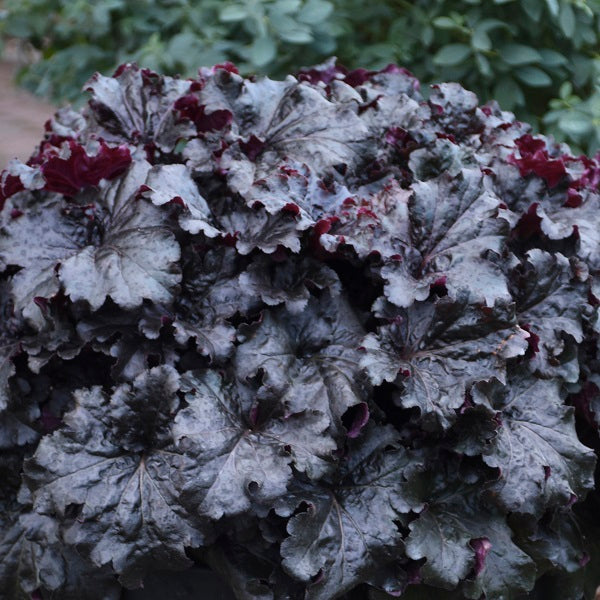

[0,61,55,168]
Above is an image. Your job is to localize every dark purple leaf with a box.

[40,140,131,197]
[473,374,596,515]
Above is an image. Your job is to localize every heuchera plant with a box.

[1,59,600,600]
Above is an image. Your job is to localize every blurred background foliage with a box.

[0,0,599,154]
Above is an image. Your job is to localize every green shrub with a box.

[1,0,600,153]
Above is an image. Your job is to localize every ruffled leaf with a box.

[197,70,374,186]
[238,255,341,314]
[511,249,586,382]
[360,296,529,429]
[172,369,337,520]
[235,293,368,437]
[23,366,208,588]
[140,163,220,237]
[59,161,181,310]
[473,374,596,516]
[406,482,536,597]
[381,169,509,307]
[85,65,195,152]
[281,438,424,599]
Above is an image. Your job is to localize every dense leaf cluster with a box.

[2,0,600,153]
[1,61,600,599]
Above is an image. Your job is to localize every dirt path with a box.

[0,61,55,168]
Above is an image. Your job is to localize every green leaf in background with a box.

[515,65,552,87]
[559,81,573,99]
[421,24,434,46]
[559,2,576,37]
[277,25,314,44]
[522,0,543,21]
[546,0,560,17]
[493,76,525,110]
[500,43,543,66]
[539,48,569,68]
[572,54,595,87]
[433,16,459,30]
[219,4,249,22]
[474,52,492,77]
[166,31,203,65]
[476,17,512,33]
[558,111,594,137]
[433,43,472,66]
[297,0,333,24]
[248,34,277,66]
[471,27,492,51]
[272,0,302,13]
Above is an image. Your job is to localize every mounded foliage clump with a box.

[1,61,600,599]
[3,0,600,154]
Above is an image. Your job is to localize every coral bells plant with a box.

[2,59,600,600]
